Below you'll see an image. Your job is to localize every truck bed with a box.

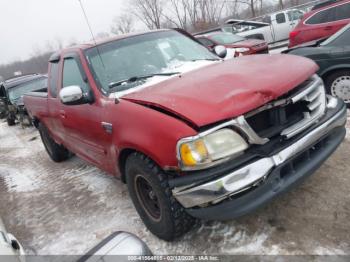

[23,91,48,121]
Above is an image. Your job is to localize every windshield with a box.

[8,78,47,102]
[209,33,246,44]
[85,30,218,93]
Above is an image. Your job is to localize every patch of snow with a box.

[0,165,41,193]
[110,60,219,98]
[346,110,350,140]
[313,246,346,255]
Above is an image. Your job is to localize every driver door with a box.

[59,53,113,171]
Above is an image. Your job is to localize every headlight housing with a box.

[177,128,248,170]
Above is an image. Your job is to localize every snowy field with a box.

[0,111,349,258]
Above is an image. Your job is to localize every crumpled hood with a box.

[122,54,318,128]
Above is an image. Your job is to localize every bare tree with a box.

[111,14,135,34]
[164,0,228,31]
[162,0,189,29]
[131,0,164,29]
[95,32,110,40]
[248,0,256,17]
[278,0,284,9]
[234,0,258,18]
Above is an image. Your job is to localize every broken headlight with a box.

[177,128,248,170]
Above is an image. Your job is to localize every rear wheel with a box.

[38,123,71,162]
[125,153,195,241]
[325,70,350,107]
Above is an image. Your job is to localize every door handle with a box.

[59,110,66,119]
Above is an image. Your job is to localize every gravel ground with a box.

[0,111,349,257]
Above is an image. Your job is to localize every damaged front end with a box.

[169,75,347,220]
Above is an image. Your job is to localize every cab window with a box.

[197,38,215,47]
[62,58,89,92]
[276,13,286,24]
[49,62,59,97]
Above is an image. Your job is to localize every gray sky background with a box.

[0,0,134,64]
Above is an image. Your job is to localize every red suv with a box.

[289,0,350,47]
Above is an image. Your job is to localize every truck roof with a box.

[58,29,172,52]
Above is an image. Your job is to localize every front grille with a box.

[245,75,326,140]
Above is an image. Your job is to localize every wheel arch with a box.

[319,65,350,80]
[32,117,40,128]
[117,147,167,184]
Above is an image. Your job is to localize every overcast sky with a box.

[0,0,136,64]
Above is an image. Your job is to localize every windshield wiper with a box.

[108,72,180,89]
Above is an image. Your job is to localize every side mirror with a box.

[78,232,152,262]
[214,45,227,59]
[59,85,92,105]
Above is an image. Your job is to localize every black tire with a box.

[38,123,71,162]
[125,153,195,241]
[325,70,350,107]
[6,116,15,126]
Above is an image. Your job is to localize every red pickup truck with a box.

[24,29,347,241]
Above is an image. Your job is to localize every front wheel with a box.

[6,116,16,126]
[325,70,350,107]
[125,153,195,241]
[38,123,71,162]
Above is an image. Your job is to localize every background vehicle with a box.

[0,74,47,126]
[285,23,350,106]
[225,9,304,44]
[289,0,350,47]
[195,32,268,59]
[78,231,152,262]
[24,29,346,241]
[0,217,25,261]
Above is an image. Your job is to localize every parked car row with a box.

[289,0,350,47]
[0,74,47,127]
[284,22,350,106]
[206,0,349,50]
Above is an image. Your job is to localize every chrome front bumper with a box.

[173,97,347,208]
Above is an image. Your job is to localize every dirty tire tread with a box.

[126,152,195,241]
[6,117,15,126]
[325,70,350,107]
[38,123,70,162]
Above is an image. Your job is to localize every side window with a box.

[306,8,336,24]
[288,10,303,21]
[335,3,350,20]
[276,13,286,24]
[49,62,59,97]
[62,58,88,92]
[198,38,214,47]
[262,16,272,24]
